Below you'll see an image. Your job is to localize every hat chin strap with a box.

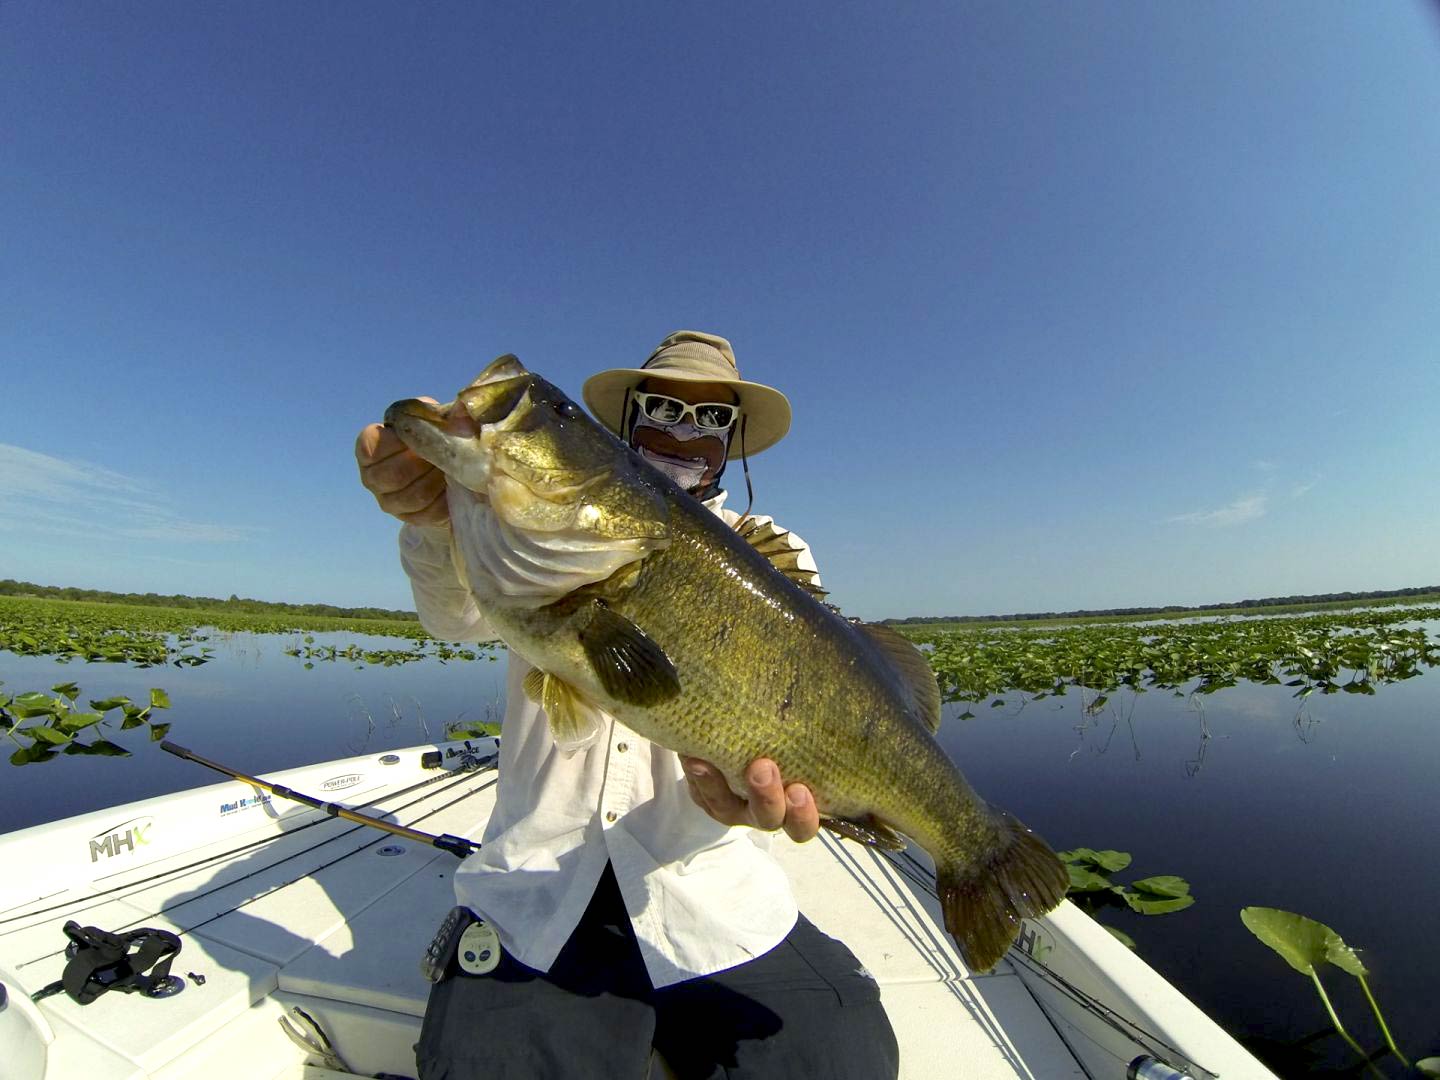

[737,414,753,521]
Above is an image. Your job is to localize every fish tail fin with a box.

[936,814,1068,973]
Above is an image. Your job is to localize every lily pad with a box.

[1060,848,1132,873]
[1240,907,1367,977]
[1124,892,1195,916]
[1104,926,1136,950]
[1065,865,1115,892]
[1131,875,1191,899]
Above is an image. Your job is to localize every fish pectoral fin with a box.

[528,668,606,753]
[577,603,681,707]
[857,623,942,734]
[821,814,908,851]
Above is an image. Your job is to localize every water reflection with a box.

[942,662,1440,1076]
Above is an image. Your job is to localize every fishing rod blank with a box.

[161,741,478,858]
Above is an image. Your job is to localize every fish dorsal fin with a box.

[822,814,908,850]
[857,623,942,734]
[732,516,828,599]
[577,602,681,706]
[522,667,606,753]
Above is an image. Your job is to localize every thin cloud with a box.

[0,443,259,544]
[1290,476,1321,498]
[1166,494,1268,528]
[121,521,255,542]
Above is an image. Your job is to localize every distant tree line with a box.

[0,579,420,623]
[882,585,1440,626]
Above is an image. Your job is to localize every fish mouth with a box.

[384,397,449,430]
[383,355,533,487]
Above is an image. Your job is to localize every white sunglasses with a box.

[633,391,739,432]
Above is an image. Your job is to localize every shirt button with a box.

[616,742,628,753]
[605,811,618,823]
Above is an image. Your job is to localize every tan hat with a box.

[582,331,792,458]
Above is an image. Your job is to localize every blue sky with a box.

[3,3,1438,622]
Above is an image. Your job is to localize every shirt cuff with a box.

[398,524,495,642]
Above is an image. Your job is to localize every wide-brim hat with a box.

[582,331,792,458]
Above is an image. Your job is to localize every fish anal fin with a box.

[936,814,1069,973]
[577,603,681,706]
[821,814,908,850]
[857,623,942,733]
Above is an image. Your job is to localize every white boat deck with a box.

[0,743,1274,1079]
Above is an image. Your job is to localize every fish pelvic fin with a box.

[821,814,908,850]
[524,667,606,754]
[937,813,1068,973]
[577,602,681,707]
[857,623,943,734]
[521,666,545,704]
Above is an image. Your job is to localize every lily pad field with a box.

[3,592,1439,1076]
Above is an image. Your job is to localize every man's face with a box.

[627,376,739,494]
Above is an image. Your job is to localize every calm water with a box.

[3,626,1436,1076]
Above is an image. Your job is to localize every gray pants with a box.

[416,864,900,1079]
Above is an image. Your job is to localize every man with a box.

[356,331,899,1079]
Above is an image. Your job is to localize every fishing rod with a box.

[161,741,479,858]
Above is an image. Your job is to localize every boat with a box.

[0,738,1278,1079]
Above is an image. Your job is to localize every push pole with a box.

[160,741,478,858]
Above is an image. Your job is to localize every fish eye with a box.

[553,401,580,419]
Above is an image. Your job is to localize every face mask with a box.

[627,406,733,494]
[639,451,708,490]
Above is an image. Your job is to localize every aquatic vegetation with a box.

[283,634,500,669]
[1058,848,1194,950]
[0,596,499,670]
[1240,907,1439,1078]
[1,680,171,765]
[446,718,503,739]
[0,597,206,667]
[904,607,1440,711]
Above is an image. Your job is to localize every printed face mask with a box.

[628,407,734,493]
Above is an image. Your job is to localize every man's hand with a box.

[355,405,449,526]
[682,757,820,843]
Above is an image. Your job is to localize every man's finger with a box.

[361,446,438,497]
[684,758,745,823]
[743,759,787,831]
[355,398,441,467]
[379,463,446,516]
[781,783,820,844]
[397,490,450,526]
[355,423,408,469]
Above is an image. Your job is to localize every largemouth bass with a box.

[385,355,1067,971]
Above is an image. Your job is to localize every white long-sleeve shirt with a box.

[399,491,823,988]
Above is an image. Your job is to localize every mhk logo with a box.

[88,817,155,863]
